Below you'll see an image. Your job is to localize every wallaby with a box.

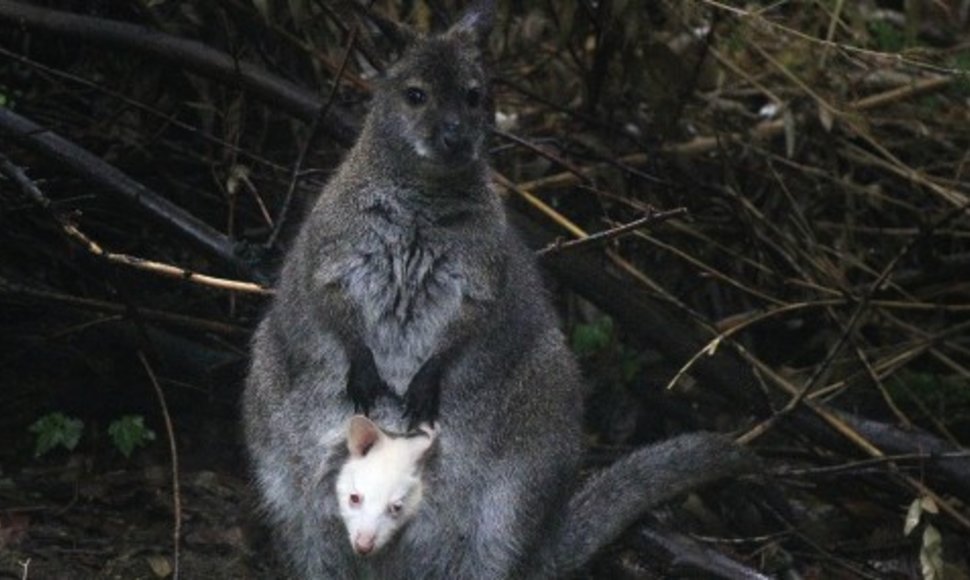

[335,416,436,557]
[243,1,755,578]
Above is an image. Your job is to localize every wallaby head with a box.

[335,416,437,556]
[363,1,495,172]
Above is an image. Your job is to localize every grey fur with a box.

[243,2,754,578]
[528,432,758,578]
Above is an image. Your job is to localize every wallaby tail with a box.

[533,432,758,579]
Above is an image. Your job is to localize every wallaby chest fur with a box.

[303,168,505,394]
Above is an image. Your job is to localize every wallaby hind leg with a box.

[530,432,758,579]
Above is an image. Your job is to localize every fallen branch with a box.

[63,224,272,295]
[0,0,357,145]
[636,525,772,580]
[0,153,271,295]
[0,108,254,277]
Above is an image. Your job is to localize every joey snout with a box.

[353,531,377,555]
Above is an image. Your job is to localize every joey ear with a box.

[347,415,384,457]
[411,427,438,463]
[417,422,438,442]
[446,0,495,47]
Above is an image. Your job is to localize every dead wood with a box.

[0,0,357,145]
[0,107,252,276]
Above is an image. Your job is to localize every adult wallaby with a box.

[243,1,755,578]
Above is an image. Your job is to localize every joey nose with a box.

[354,533,376,555]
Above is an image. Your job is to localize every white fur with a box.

[335,418,435,556]
[412,139,432,158]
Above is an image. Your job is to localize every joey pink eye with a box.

[349,493,362,505]
[405,87,428,106]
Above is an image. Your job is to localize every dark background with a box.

[1,1,969,577]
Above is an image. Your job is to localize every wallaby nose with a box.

[354,533,376,555]
[440,120,463,151]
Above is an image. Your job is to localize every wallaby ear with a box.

[347,415,383,457]
[346,1,419,50]
[446,0,495,47]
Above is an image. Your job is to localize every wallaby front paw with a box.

[347,357,390,415]
[403,364,442,429]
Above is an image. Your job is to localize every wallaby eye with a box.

[466,87,482,108]
[388,502,403,517]
[405,87,428,106]
[349,493,362,506]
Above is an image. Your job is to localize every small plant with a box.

[108,415,156,458]
[28,412,84,457]
[571,316,614,357]
[0,84,18,108]
[868,20,906,52]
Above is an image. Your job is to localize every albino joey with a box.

[335,416,437,557]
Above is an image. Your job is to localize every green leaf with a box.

[108,415,157,459]
[869,20,905,52]
[620,348,644,383]
[28,413,84,457]
[571,317,614,356]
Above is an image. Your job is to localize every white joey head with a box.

[335,415,437,556]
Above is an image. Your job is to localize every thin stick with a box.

[774,451,970,478]
[666,300,843,392]
[732,345,970,531]
[0,278,249,336]
[537,208,688,256]
[698,0,965,75]
[63,224,272,295]
[268,26,360,249]
[137,350,181,580]
[782,199,970,413]
[820,0,846,66]
[0,45,287,174]
[513,71,951,195]
[491,128,591,187]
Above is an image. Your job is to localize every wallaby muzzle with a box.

[432,118,474,164]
